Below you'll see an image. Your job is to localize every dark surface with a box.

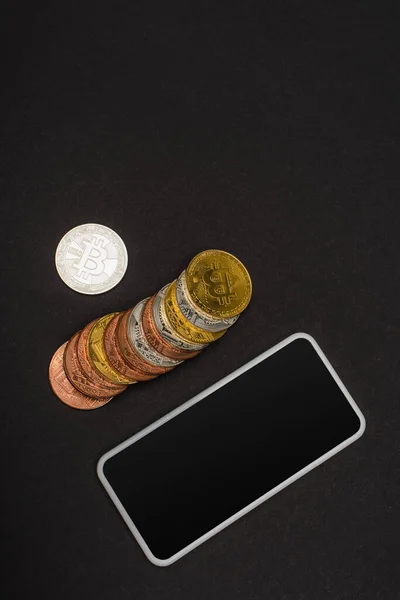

[1,1,399,598]
[103,338,362,561]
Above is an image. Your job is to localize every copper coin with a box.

[77,320,127,395]
[128,300,180,368]
[104,313,155,382]
[64,331,118,399]
[49,343,113,410]
[116,309,169,376]
[142,295,200,360]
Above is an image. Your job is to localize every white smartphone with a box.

[97,333,366,566]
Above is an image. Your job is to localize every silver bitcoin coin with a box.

[176,271,238,332]
[152,285,208,351]
[128,299,182,367]
[55,224,128,295]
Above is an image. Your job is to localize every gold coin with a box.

[185,249,252,318]
[87,313,132,385]
[164,281,226,344]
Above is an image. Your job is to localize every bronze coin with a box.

[64,331,119,399]
[142,295,200,360]
[104,313,155,382]
[116,309,169,376]
[49,343,113,410]
[77,320,127,395]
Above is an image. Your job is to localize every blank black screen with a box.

[103,338,362,560]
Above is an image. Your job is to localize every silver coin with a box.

[176,271,238,332]
[128,299,182,368]
[152,285,208,351]
[55,224,128,295]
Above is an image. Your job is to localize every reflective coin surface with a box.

[87,313,132,384]
[153,284,207,351]
[142,295,201,360]
[116,310,164,376]
[49,343,113,410]
[176,271,238,332]
[103,313,149,382]
[185,249,252,318]
[77,320,127,395]
[128,299,182,369]
[164,281,226,344]
[64,331,117,398]
[55,223,128,295]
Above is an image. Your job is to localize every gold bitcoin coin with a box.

[185,249,252,318]
[164,281,226,344]
[87,313,132,385]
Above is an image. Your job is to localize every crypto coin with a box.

[103,313,153,382]
[176,271,239,332]
[164,281,226,344]
[87,314,132,384]
[185,250,252,318]
[49,343,113,410]
[50,249,253,410]
[102,314,138,384]
[64,331,118,398]
[116,310,166,376]
[77,320,127,395]
[55,223,128,295]
[142,295,201,360]
[128,299,182,368]
[153,284,207,351]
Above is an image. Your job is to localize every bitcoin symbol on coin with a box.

[202,262,238,306]
[74,234,108,282]
[186,250,252,318]
[55,224,128,294]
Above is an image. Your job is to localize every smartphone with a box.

[97,333,365,566]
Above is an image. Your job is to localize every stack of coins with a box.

[49,250,252,410]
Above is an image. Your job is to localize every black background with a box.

[2,1,399,598]
[103,338,362,561]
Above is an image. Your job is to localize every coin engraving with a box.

[164,281,226,344]
[142,295,201,360]
[49,343,113,410]
[74,234,108,282]
[55,223,128,295]
[116,310,166,376]
[103,313,153,382]
[128,299,181,368]
[77,321,127,394]
[152,285,207,351]
[176,271,238,332]
[185,250,252,318]
[64,331,118,398]
[87,314,132,384]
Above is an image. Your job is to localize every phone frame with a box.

[97,332,366,567]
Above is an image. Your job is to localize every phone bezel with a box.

[97,332,366,567]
